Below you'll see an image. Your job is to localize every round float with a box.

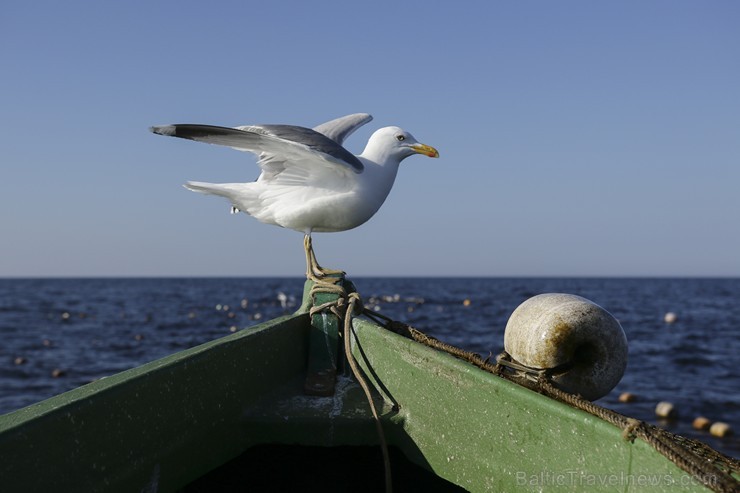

[504,293,628,401]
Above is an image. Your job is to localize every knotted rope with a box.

[309,279,393,493]
[308,279,347,318]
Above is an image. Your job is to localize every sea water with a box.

[0,277,738,457]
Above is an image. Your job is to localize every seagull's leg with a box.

[304,234,317,279]
[304,234,326,280]
[304,234,344,281]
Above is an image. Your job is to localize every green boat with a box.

[1,276,737,492]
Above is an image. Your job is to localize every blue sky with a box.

[1,1,738,277]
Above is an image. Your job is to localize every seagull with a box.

[150,113,438,280]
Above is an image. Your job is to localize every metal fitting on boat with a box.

[503,293,628,401]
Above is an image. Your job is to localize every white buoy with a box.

[664,312,677,324]
[655,401,677,419]
[709,422,732,438]
[504,293,628,401]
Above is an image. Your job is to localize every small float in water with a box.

[0,275,737,492]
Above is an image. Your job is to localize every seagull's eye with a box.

[396,135,406,141]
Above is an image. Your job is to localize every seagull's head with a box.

[362,126,439,164]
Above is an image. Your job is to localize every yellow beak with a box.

[411,143,439,158]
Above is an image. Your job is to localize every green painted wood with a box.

[351,318,719,493]
[305,277,342,395]
[0,313,310,493]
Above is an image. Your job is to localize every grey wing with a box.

[313,113,373,145]
[150,123,364,174]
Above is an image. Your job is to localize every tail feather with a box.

[183,181,233,196]
[184,181,260,215]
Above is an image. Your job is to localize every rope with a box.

[309,280,392,493]
[534,376,739,492]
[308,280,347,318]
[364,311,740,493]
[344,292,392,493]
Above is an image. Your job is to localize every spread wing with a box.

[313,113,372,145]
[150,123,364,178]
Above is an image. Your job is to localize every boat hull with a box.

[0,282,729,492]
